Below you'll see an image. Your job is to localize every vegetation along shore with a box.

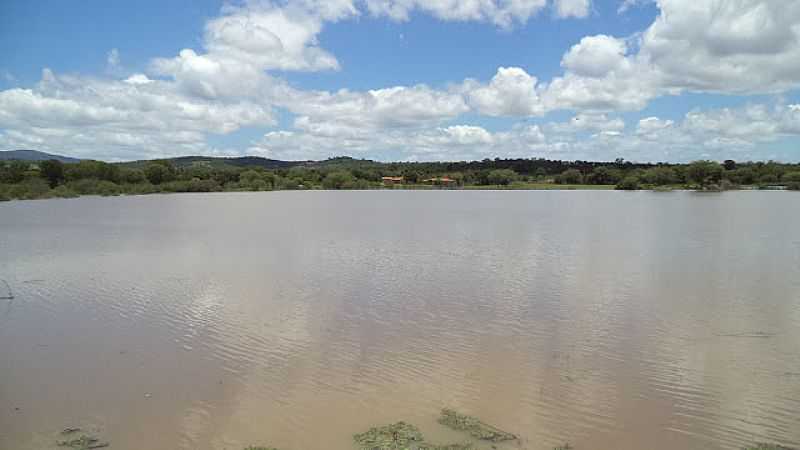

[1,152,799,201]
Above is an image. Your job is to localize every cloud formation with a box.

[0,0,799,162]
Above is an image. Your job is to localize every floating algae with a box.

[354,422,425,450]
[244,447,279,450]
[438,409,517,442]
[56,428,109,450]
[553,444,573,450]
[353,421,472,450]
[57,435,109,449]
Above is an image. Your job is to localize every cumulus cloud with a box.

[0,69,274,160]
[247,101,800,162]
[548,0,800,112]
[362,0,550,28]
[284,84,469,130]
[617,0,651,14]
[2,0,800,162]
[553,0,591,18]
[463,67,545,116]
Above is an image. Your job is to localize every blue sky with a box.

[1,0,799,162]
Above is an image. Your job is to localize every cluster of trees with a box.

[1,156,799,201]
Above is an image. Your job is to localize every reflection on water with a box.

[1,191,798,450]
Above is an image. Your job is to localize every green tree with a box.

[239,170,268,190]
[783,171,800,190]
[120,168,146,184]
[65,160,119,182]
[641,166,677,185]
[486,169,517,185]
[322,170,355,189]
[555,169,583,184]
[615,176,641,190]
[726,167,756,185]
[39,159,65,187]
[686,160,723,188]
[0,160,30,183]
[144,163,171,185]
[586,166,621,185]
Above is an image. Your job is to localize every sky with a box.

[1,0,799,163]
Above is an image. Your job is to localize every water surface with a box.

[1,191,799,450]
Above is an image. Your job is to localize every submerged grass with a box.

[353,422,425,450]
[56,435,109,449]
[352,421,473,450]
[438,409,517,442]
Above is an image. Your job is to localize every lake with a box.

[1,191,799,450]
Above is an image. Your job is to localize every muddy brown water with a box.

[1,191,799,450]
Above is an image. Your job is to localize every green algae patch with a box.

[244,447,279,450]
[353,421,473,450]
[438,409,517,442]
[354,422,425,450]
[56,428,109,449]
[56,435,109,449]
[553,444,573,450]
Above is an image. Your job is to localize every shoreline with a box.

[1,184,793,203]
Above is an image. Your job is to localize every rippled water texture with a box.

[1,191,799,450]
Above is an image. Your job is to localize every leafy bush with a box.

[641,166,677,185]
[322,170,356,189]
[486,169,517,185]
[782,171,800,185]
[555,169,584,184]
[615,176,641,190]
[7,178,51,199]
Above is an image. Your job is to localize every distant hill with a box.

[0,150,81,163]
[120,155,311,170]
[173,155,308,169]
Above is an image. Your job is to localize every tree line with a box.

[1,156,799,201]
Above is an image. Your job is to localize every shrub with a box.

[8,178,51,199]
[486,169,517,185]
[615,176,641,190]
[555,169,583,184]
[322,170,356,189]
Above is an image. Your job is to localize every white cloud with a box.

[124,74,154,85]
[2,0,800,163]
[283,84,469,133]
[201,1,356,72]
[549,0,800,112]
[463,67,544,116]
[560,35,629,77]
[247,101,800,162]
[617,0,651,13]
[546,113,626,134]
[0,69,274,160]
[362,0,550,28]
[553,0,591,18]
